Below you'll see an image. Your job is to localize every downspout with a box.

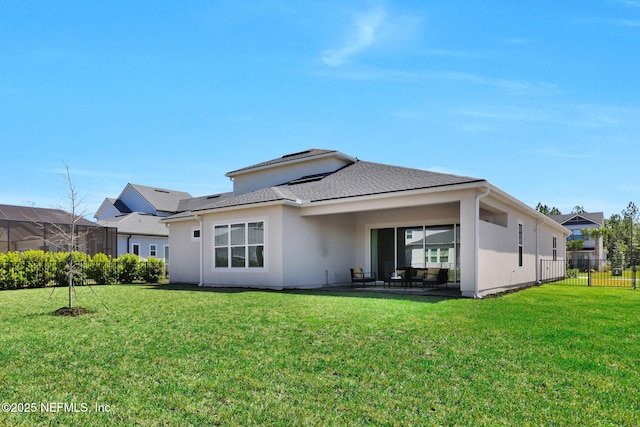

[127,235,132,254]
[474,186,491,299]
[195,215,204,286]
[536,217,547,283]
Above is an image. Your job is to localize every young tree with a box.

[58,162,90,310]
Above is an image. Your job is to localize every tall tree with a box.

[582,227,607,264]
[622,202,639,264]
[567,239,584,269]
[535,203,561,216]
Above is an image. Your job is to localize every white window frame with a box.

[149,244,157,258]
[192,228,201,241]
[518,221,524,268]
[213,219,266,269]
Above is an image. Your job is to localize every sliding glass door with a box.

[371,225,460,281]
[370,228,395,281]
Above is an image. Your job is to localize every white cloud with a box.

[321,6,387,67]
[613,0,640,7]
[526,147,601,159]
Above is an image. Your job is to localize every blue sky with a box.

[1,1,638,218]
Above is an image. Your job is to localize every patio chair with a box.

[350,268,377,287]
[421,268,450,288]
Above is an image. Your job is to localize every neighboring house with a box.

[549,212,605,268]
[163,149,569,298]
[0,203,117,256]
[95,212,170,260]
[95,183,193,260]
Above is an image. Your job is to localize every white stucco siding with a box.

[476,196,565,295]
[477,219,521,292]
[167,219,201,284]
[196,205,285,288]
[232,157,351,196]
[281,207,356,287]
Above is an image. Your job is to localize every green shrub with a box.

[0,251,168,289]
[52,252,88,287]
[118,253,140,284]
[140,258,165,283]
[0,252,26,290]
[21,250,56,288]
[86,253,118,285]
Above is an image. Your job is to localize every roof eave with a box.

[161,199,302,223]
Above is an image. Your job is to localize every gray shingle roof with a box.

[549,212,605,226]
[176,192,234,212]
[97,212,168,236]
[168,160,484,219]
[128,184,192,213]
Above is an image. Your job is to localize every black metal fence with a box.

[0,260,166,290]
[540,259,638,288]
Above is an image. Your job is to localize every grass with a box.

[1,284,639,426]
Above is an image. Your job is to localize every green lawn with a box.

[1,284,638,426]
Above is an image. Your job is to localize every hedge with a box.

[0,250,165,290]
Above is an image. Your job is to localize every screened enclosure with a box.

[0,204,117,256]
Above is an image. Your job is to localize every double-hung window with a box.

[552,236,558,261]
[215,221,264,268]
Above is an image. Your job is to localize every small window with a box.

[193,229,201,239]
[132,244,140,256]
[150,244,157,257]
[518,223,523,267]
[552,235,558,261]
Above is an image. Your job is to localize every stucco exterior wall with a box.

[476,196,566,295]
[167,219,201,284]
[281,207,356,287]
[200,205,284,288]
[232,157,351,196]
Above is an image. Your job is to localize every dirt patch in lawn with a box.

[53,306,91,317]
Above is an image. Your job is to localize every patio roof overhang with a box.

[297,181,488,217]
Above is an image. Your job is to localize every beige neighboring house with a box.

[163,149,569,298]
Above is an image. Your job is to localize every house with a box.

[549,212,605,269]
[0,203,117,256]
[162,149,569,298]
[95,183,193,260]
